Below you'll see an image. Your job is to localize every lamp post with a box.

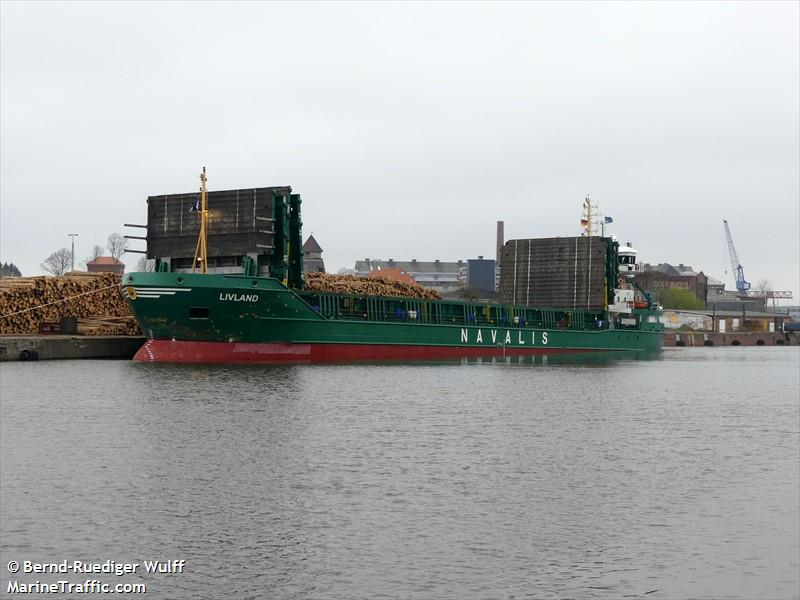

[68,233,79,272]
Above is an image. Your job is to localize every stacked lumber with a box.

[0,272,139,336]
[76,316,140,336]
[304,272,441,300]
[38,316,140,336]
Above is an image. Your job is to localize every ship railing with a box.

[302,292,607,331]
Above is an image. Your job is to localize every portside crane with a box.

[723,219,751,293]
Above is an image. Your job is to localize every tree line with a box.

[0,262,22,277]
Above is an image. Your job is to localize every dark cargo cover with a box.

[146,186,290,260]
[499,236,608,309]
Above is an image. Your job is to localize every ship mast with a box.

[192,167,209,274]
[581,195,593,237]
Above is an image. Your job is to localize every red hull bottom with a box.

[133,339,603,364]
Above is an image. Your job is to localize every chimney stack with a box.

[496,221,505,264]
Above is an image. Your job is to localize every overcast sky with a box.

[2,1,798,297]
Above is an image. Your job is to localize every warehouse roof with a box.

[87,257,124,265]
[672,309,786,319]
[642,262,697,276]
[355,259,463,273]
[710,310,786,318]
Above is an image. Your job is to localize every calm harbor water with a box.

[1,347,798,599]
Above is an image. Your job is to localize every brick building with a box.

[86,256,125,275]
[635,270,708,304]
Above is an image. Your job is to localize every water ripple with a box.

[1,347,798,599]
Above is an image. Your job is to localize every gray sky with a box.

[2,1,798,297]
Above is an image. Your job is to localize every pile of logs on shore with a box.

[304,272,441,300]
[0,272,139,336]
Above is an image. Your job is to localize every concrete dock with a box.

[0,336,145,361]
[663,331,790,347]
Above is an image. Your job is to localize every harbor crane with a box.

[723,219,750,292]
[723,219,792,306]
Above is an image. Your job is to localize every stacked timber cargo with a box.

[304,273,441,300]
[499,236,611,309]
[0,272,139,336]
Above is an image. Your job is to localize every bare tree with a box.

[107,233,128,260]
[754,278,773,293]
[41,248,73,276]
[135,256,155,272]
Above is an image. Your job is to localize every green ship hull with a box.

[123,272,663,364]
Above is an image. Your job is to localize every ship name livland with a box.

[219,293,259,302]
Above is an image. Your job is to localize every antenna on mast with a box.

[581,195,594,237]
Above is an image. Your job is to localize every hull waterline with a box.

[133,339,608,364]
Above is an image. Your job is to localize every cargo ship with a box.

[123,173,663,363]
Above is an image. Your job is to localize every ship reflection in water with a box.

[136,348,664,368]
[454,348,663,366]
[355,348,663,367]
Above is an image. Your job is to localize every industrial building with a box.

[661,309,788,334]
[635,267,709,305]
[465,257,496,299]
[635,260,795,314]
[705,289,767,312]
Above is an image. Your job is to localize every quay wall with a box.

[0,336,145,362]
[663,331,790,347]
